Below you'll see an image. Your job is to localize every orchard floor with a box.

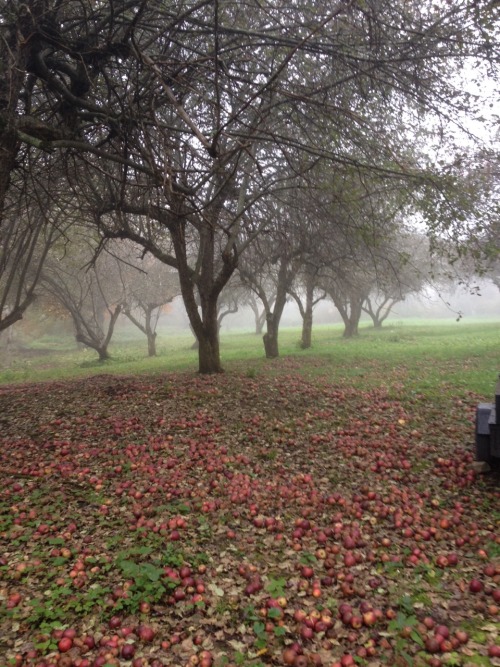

[0,361,499,667]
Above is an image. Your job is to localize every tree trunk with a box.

[182,283,222,372]
[198,295,222,373]
[123,305,160,356]
[255,309,266,335]
[198,334,222,373]
[147,331,157,356]
[301,308,313,348]
[300,278,315,349]
[362,297,395,329]
[172,221,229,374]
[144,307,157,356]
[262,288,288,359]
[342,298,362,338]
[249,298,266,335]
[97,347,110,361]
[263,313,280,358]
[74,304,121,360]
[261,257,292,359]
[342,319,359,338]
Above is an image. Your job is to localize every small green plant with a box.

[114,560,167,611]
[383,559,403,575]
[265,576,287,598]
[26,586,73,627]
[243,605,259,622]
[485,540,500,559]
[258,448,277,461]
[389,611,423,651]
[299,552,317,565]
[252,620,267,649]
[34,623,65,653]
[397,595,414,616]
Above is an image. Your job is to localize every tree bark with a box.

[74,303,122,361]
[342,319,359,338]
[177,251,225,372]
[124,305,159,356]
[329,289,363,339]
[301,306,313,348]
[341,298,363,338]
[263,313,280,358]
[198,334,221,373]
[147,331,157,356]
[198,290,223,372]
[362,296,397,329]
[300,276,315,349]
[144,306,157,356]
[171,222,226,373]
[97,347,111,361]
[249,299,267,335]
[262,272,288,359]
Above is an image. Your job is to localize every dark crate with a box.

[475,379,500,462]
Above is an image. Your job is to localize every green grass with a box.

[1,318,499,401]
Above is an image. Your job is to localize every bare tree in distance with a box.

[215,276,250,336]
[41,240,126,361]
[362,232,434,328]
[239,191,312,359]
[247,293,273,336]
[289,261,327,350]
[108,241,181,356]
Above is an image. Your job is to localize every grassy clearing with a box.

[1,319,499,401]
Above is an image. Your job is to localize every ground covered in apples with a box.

[0,363,499,667]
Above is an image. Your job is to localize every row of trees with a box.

[39,240,179,360]
[0,0,498,372]
[2,223,444,362]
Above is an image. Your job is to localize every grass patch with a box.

[1,319,499,401]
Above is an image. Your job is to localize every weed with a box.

[265,576,287,598]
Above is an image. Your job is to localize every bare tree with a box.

[108,242,180,356]
[289,262,327,349]
[239,193,309,359]
[216,276,250,336]
[41,240,125,361]
[362,232,433,328]
[322,261,372,338]
[247,293,272,336]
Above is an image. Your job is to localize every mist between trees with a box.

[0,0,498,372]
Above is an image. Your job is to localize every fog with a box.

[177,279,500,335]
[1,278,499,362]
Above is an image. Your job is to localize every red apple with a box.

[469,579,483,593]
[58,637,73,653]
